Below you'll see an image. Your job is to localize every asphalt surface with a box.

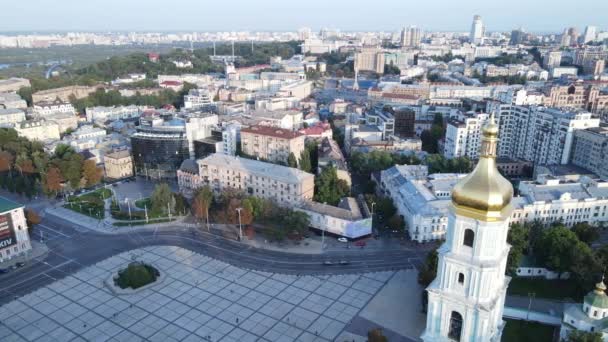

[0,214,425,306]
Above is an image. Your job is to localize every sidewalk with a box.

[0,241,49,269]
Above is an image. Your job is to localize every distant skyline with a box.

[0,0,606,33]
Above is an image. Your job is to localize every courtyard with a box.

[0,246,404,342]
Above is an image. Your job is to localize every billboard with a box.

[0,213,16,249]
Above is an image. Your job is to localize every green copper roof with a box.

[585,282,608,309]
[0,197,23,213]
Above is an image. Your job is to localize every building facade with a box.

[0,197,32,263]
[240,125,305,165]
[178,154,315,206]
[444,112,490,160]
[103,150,133,180]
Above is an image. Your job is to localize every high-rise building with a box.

[571,127,608,180]
[509,29,525,45]
[443,112,491,159]
[354,47,386,74]
[488,103,600,165]
[583,25,598,44]
[421,117,513,341]
[400,26,422,48]
[543,50,562,70]
[469,15,484,45]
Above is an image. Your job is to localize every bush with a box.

[114,262,159,289]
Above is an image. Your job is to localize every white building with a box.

[0,92,27,109]
[469,15,485,45]
[444,112,490,159]
[295,198,371,239]
[178,154,315,206]
[32,100,76,117]
[220,123,239,156]
[488,104,600,165]
[0,197,32,263]
[422,118,513,342]
[183,88,215,110]
[86,105,145,123]
[561,280,608,341]
[14,120,60,141]
[378,165,465,243]
[0,108,26,127]
[583,26,598,44]
[72,125,106,140]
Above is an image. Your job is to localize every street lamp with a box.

[371,201,376,234]
[526,292,536,321]
[236,207,243,241]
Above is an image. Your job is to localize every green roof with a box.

[585,290,608,309]
[0,197,23,213]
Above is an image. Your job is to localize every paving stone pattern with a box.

[0,246,394,342]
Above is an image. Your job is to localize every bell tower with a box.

[421,114,514,342]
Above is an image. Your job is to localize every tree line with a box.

[0,128,103,198]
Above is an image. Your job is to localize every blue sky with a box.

[0,0,605,33]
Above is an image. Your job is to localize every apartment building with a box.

[355,47,385,74]
[240,125,305,165]
[32,100,76,117]
[180,154,315,206]
[0,197,32,263]
[571,127,608,180]
[443,112,490,159]
[14,120,60,141]
[0,109,26,127]
[488,103,600,165]
[103,150,133,180]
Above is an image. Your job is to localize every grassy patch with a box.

[64,188,111,219]
[501,319,555,342]
[134,198,151,209]
[508,277,582,301]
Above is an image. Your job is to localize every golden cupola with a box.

[451,114,514,221]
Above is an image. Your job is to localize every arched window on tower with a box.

[448,311,463,341]
[463,229,475,247]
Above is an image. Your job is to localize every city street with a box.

[0,213,426,307]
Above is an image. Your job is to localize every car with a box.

[0,268,9,274]
[322,261,334,266]
[16,262,25,268]
[337,237,348,243]
[339,260,350,265]
[354,241,367,247]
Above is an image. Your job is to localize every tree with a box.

[314,166,349,206]
[82,159,102,187]
[44,166,63,195]
[299,150,312,173]
[151,183,175,215]
[564,330,603,342]
[368,328,388,342]
[173,193,188,216]
[192,186,213,223]
[387,214,405,232]
[507,223,529,275]
[0,150,14,172]
[287,152,298,168]
[572,223,600,246]
[418,248,439,287]
[25,208,41,236]
[534,226,589,277]
[283,210,310,238]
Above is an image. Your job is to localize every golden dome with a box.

[451,114,514,221]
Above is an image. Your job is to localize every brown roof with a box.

[241,125,304,139]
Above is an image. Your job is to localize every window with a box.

[458,273,464,285]
[448,311,463,341]
[463,229,474,247]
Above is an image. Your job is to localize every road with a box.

[0,214,425,306]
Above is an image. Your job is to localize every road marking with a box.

[38,224,71,238]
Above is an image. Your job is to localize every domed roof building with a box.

[561,279,608,340]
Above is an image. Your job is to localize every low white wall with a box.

[503,307,562,326]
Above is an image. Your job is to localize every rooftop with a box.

[241,125,303,139]
[0,196,23,213]
[104,150,131,160]
[297,197,363,221]
[199,154,314,184]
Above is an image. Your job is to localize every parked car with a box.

[337,237,348,243]
[339,260,350,265]
[322,261,334,266]
[354,241,366,247]
[0,268,9,274]
[16,262,25,268]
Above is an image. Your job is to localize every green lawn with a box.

[113,218,175,227]
[502,319,555,342]
[508,277,582,301]
[64,188,112,219]
[134,198,151,209]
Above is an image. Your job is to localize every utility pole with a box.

[144,204,149,223]
[236,207,242,241]
[526,292,535,321]
[206,206,210,232]
[168,202,172,220]
[127,198,132,221]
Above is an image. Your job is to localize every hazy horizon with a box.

[0,0,606,33]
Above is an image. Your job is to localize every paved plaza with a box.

[0,246,397,342]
